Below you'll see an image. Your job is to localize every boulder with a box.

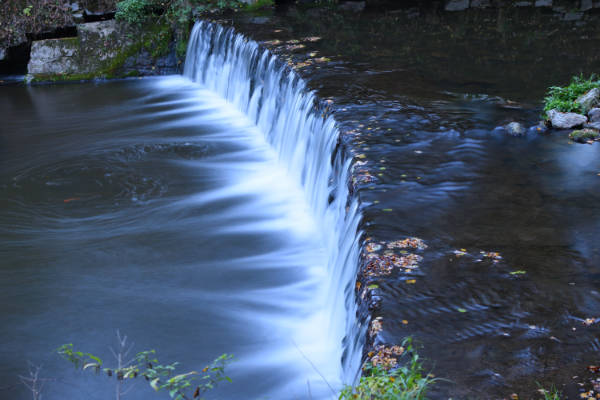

[535,0,552,6]
[588,107,600,122]
[445,0,469,11]
[576,87,600,114]
[547,109,587,129]
[0,48,5,61]
[569,128,599,143]
[504,122,526,136]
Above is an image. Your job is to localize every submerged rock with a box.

[505,122,526,136]
[576,87,600,114]
[569,128,599,143]
[547,109,587,129]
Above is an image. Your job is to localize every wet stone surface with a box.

[231,4,600,399]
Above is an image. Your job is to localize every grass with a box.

[538,384,562,400]
[543,74,600,116]
[339,339,435,400]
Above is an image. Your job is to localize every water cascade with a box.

[184,21,365,389]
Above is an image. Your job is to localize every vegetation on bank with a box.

[543,74,600,116]
[340,339,436,400]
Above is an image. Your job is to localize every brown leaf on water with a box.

[387,237,428,250]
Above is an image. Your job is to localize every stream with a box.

[2,3,600,400]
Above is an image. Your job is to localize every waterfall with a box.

[184,20,365,390]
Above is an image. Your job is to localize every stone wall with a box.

[26,20,178,81]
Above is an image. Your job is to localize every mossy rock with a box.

[569,128,600,143]
[27,20,180,82]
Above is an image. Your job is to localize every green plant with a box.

[58,331,232,400]
[543,74,600,116]
[339,338,435,400]
[115,0,243,25]
[537,383,562,400]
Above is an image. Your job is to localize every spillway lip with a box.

[195,15,384,373]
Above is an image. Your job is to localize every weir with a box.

[184,20,365,388]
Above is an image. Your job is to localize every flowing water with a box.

[0,70,360,399]
[3,4,600,400]
[231,4,600,399]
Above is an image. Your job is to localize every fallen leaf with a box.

[457,308,467,313]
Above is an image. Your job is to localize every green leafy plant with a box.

[115,0,245,26]
[537,383,562,400]
[339,338,436,400]
[543,74,600,116]
[58,331,232,400]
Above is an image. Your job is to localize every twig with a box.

[291,340,337,399]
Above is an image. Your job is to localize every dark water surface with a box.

[233,4,600,399]
[0,78,343,400]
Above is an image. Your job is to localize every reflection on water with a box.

[0,77,342,400]
[233,4,600,398]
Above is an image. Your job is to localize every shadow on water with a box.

[232,3,600,399]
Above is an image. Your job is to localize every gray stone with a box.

[588,107,600,122]
[547,109,588,129]
[535,0,552,6]
[515,1,533,6]
[339,1,366,12]
[471,0,491,7]
[576,87,600,114]
[0,48,5,61]
[581,0,593,10]
[27,38,79,75]
[584,121,600,130]
[505,122,526,136]
[72,12,84,23]
[563,11,584,20]
[445,0,469,11]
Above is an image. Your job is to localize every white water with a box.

[184,21,365,394]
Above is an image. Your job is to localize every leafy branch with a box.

[58,331,232,400]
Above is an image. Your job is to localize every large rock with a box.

[547,109,587,129]
[0,48,5,61]
[576,87,600,114]
[588,107,600,122]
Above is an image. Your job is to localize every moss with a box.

[142,23,173,59]
[244,0,274,12]
[569,128,599,143]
